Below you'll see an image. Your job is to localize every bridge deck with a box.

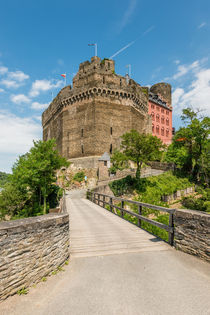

[1,190,210,315]
[70,190,170,257]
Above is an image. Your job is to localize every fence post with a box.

[168,212,174,246]
[138,205,142,227]
[121,201,124,217]
[110,197,113,212]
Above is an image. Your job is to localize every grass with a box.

[17,287,28,295]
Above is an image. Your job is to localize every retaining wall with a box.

[174,209,210,262]
[0,213,69,300]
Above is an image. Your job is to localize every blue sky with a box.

[0,0,210,172]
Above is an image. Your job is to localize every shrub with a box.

[73,171,85,182]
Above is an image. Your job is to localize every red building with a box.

[148,83,173,145]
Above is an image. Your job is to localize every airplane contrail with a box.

[109,40,135,59]
[109,25,155,59]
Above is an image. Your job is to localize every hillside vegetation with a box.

[0,172,10,187]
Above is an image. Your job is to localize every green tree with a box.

[112,130,164,180]
[110,150,129,175]
[0,139,69,218]
[165,108,210,184]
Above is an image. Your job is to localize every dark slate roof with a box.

[98,152,110,161]
[149,92,171,110]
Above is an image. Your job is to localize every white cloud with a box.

[0,88,4,93]
[29,79,63,97]
[172,67,210,115]
[8,70,29,82]
[0,66,8,75]
[0,79,21,88]
[0,111,41,172]
[172,60,199,80]
[174,60,180,65]
[198,22,206,29]
[31,102,49,110]
[10,94,30,104]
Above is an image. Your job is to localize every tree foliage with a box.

[0,139,69,219]
[111,130,164,180]
[165,108,210,185]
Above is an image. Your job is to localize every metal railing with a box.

[87,190,175,246]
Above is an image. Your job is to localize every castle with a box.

[42,57,172,160]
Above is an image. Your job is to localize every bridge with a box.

[1,190,210,315]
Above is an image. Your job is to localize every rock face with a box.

[174,209,210,262]
[0,213,69,300]
[42,56,152,159]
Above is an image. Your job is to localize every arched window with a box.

[156,125,159,134]
[151,112,155,121]
[161,116,165,124]
[161,127,164,136]
[156,114,160,122]
[166,129,169,137]
[166,118,169,126]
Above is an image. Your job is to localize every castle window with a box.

[103,76,105,84]
[161,109,165,113]
[166,118,169,126]
[161,127,164,136]
[151,104,155,109]
[81,128,84,137]
[156,106,160,111]
[166,129,169,137]
[151,112,155,121]
[166,111,169,115]
[156,125,159,134]
[120,79,122,86]
[156,114,160,122]
[81,144,84,154]
[104,161,107,166]
[110,144,112,154]
[110,127,112,135]
[161,116,165,124]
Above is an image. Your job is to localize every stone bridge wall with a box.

[0,213,69,301]
[174,209,210,262]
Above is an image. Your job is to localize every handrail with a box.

[87,190,174,246]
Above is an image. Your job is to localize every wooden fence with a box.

[87,190,175,245]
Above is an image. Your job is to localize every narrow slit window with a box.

[81,145,84,154]
[103,76,105,84]
[110,144,112,154]
[81,129,84,137]
[110,127,112,135]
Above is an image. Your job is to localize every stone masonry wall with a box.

[174,209,210,262]
[0,213,69,300]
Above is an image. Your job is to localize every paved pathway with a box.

[1,190,210,315]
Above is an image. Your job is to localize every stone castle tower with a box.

[42,57,151,159]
